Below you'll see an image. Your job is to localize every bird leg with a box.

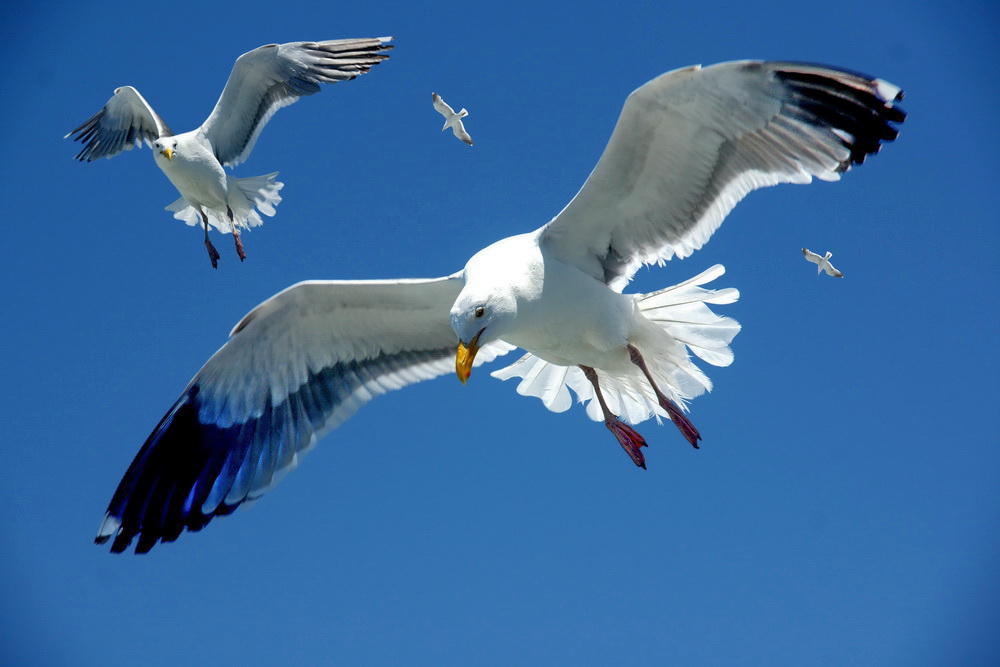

[199,209,221,269]
[227,206,246,262]
[627,344,701,448]
[580,365,648,469]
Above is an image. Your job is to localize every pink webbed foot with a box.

[227,207,246,261]
[205,239,221,269]
[605,417,648,469]
[663,401,701,449]
[233,232,246,262]
[626,344,702,449]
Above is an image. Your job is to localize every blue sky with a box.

[2,1,997,664]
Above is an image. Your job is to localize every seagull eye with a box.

[474,307,485,319]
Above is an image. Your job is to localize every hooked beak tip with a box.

[455,330,483,384]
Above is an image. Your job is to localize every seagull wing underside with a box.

[452,121,474,146]
[539,61,905,290]
[432,92,456,118]
[96,276,512,553]
[802,248,823,264]
[201,37,393,167]
[65,85,172,161]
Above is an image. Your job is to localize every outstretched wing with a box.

[451,120,474,146]
[432,92,456,118]
[539,61,905,289]
[201,37,394,167]
[96,276,512,553]
[802,248,823,264]
[824,263,844,278]
[65,86,173,162]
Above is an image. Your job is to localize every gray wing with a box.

[451,120,474,146]
[432,92,456,117]
[65,86,173,162]
[95,275,512,553]
[201,37,394,167]
[824,262,844,278]
[539,61,905,289]
[802,248,823,264]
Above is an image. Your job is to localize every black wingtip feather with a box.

[96,346,456,553]
[774,64,906,168]
[98,387,247,554]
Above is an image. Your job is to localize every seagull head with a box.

[450,240,527,384]
[452,308,487,385]
[451,292,515,385]
[154,138,177,161]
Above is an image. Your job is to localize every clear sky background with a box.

[2,1,997,664]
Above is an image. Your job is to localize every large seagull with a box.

[96,60,904,552]
[67,37,393,267]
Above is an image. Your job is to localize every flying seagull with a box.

[66,37,394,268]
[432,93,474,145]
[802,248,844,277]
[96,60,904,553]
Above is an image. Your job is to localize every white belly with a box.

[503,252,636,370]
[154,140,228,209]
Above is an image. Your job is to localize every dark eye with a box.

[474,306,485,319]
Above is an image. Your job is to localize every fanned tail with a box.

[636,264,740,369]
[491,265,740,425]
[165,172,284,234]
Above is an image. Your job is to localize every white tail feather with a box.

[165,172,284,234]
[491,264,740,425]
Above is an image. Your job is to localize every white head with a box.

[153,138,178,161]
[450,237,533,383]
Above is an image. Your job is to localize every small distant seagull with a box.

[802,248,844,277]
[432,93,474,145]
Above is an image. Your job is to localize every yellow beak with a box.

[455,330,483,385]
[160,147,174,161]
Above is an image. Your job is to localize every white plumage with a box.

[96,60,904,553]
[803,248,844,277]
[432,92,474,145]
[67,37,393,267]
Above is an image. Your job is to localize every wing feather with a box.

[65,86,172,161]
[539,60,905,289]
[432,92,455,117]
[452,121,474,146]
[95,276,512,553]
[199,37,393,167]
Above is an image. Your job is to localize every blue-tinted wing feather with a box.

[98,350,451,553]
[96,277,513,553]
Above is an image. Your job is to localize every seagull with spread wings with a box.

[96,61,904,553]
[802,248,844,277]
[67,37,393,267]
[432,92,474,145]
